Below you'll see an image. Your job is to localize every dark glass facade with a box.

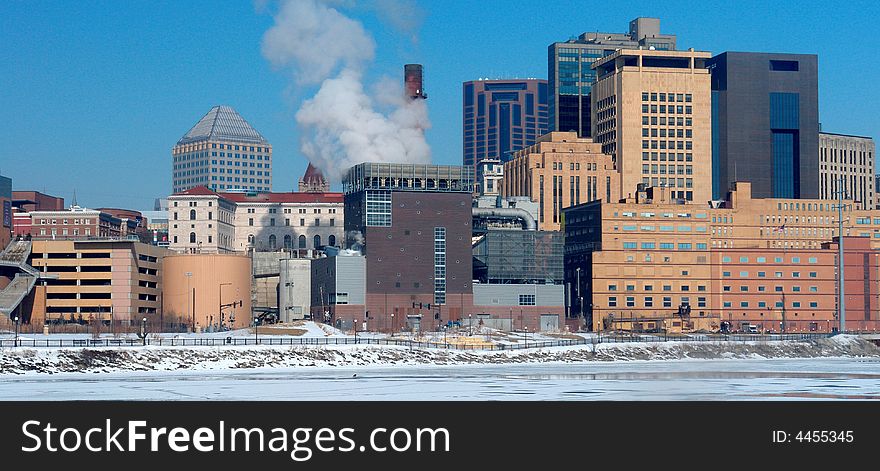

[708,52,818,200]
[462,79,549,170]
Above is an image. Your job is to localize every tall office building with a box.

[501,131,620,231]
[548,17,676,138]
[462,79,549,170]
[172,105,273,194]
[591,48,712,203]
[819,132,875,210]
[708,52,819,200]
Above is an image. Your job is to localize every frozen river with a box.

[2,358,879,400]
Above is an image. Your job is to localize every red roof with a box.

[302,163,327,184]
[172,186,342,203]
[174,186,218,196]
[220,192,343,204]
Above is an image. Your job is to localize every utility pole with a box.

[835,177,846,334]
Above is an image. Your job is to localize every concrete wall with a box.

[279,258,311,322]
[472,283,564,306]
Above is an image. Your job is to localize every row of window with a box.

[35,219,92,225]
[609,284,706,292]
[248,218,335,227]
[722,271,818,278]
[721,256,818,264]
[622,241,708,250]
[641,104,693,115]
[722,285,819,293]
[620,225,706,232]
[642,116,692,127]
[608,296,703,308]
[642,92,693,103]
[641,140,694,150]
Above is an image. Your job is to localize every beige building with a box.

[28,240,167,324]
[564,181,880,332]
[591,48,712,204]
[819,132,875,210]
[501,131,620,231]
[167,187,344,254]
[162,254,252,330]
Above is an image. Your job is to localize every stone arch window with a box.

[190,209,196,220]
[284,234,292,249]
[269,234,277,250]
[189,232,196,244]
[298,235,307,249]
[328,234,336,247]
[314,234,321,249]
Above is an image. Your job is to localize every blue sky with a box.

[1,0,878,209]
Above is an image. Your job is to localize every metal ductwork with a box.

[472,207,537,231]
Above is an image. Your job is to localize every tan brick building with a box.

[501,131,619,231]
[28,240,167,325]
[564,181,880,332]
[591,49,712,204]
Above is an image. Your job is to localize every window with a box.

[284,235,292,249]
[608,296,617,307]
[757,271,766,278]
[249,218,254,226]
[298,235,306,249]
[608,284,617,291]
[314,235,322,248]
[663,297,672,308]
[268,235,277,250]
[519,294,536,306]
[626,297,635,307]
[189,209,196,220]
[189,232,196,244]
[740,302,749,308]
[645,297,653,307]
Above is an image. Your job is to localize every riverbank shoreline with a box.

[2,335,877,376]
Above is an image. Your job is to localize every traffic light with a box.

[412,302,416,309]
[419,302,423,309]
[434,312,440,320]
[426,303,431,309]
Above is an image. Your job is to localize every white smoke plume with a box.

[262,0,431,181]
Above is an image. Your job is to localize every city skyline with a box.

[2,0,879,210]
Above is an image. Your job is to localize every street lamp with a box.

[524,325,529,348]
[468,313,472,336]
[184,272,193,332]
[576,267,583,320]
[254,316,259,344]
[13,316,20,348]
[219,282,232,330]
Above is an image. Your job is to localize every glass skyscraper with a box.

[548,17,676,138]
[462,79,549,170]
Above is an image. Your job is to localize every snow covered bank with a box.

[1,336,877,375]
